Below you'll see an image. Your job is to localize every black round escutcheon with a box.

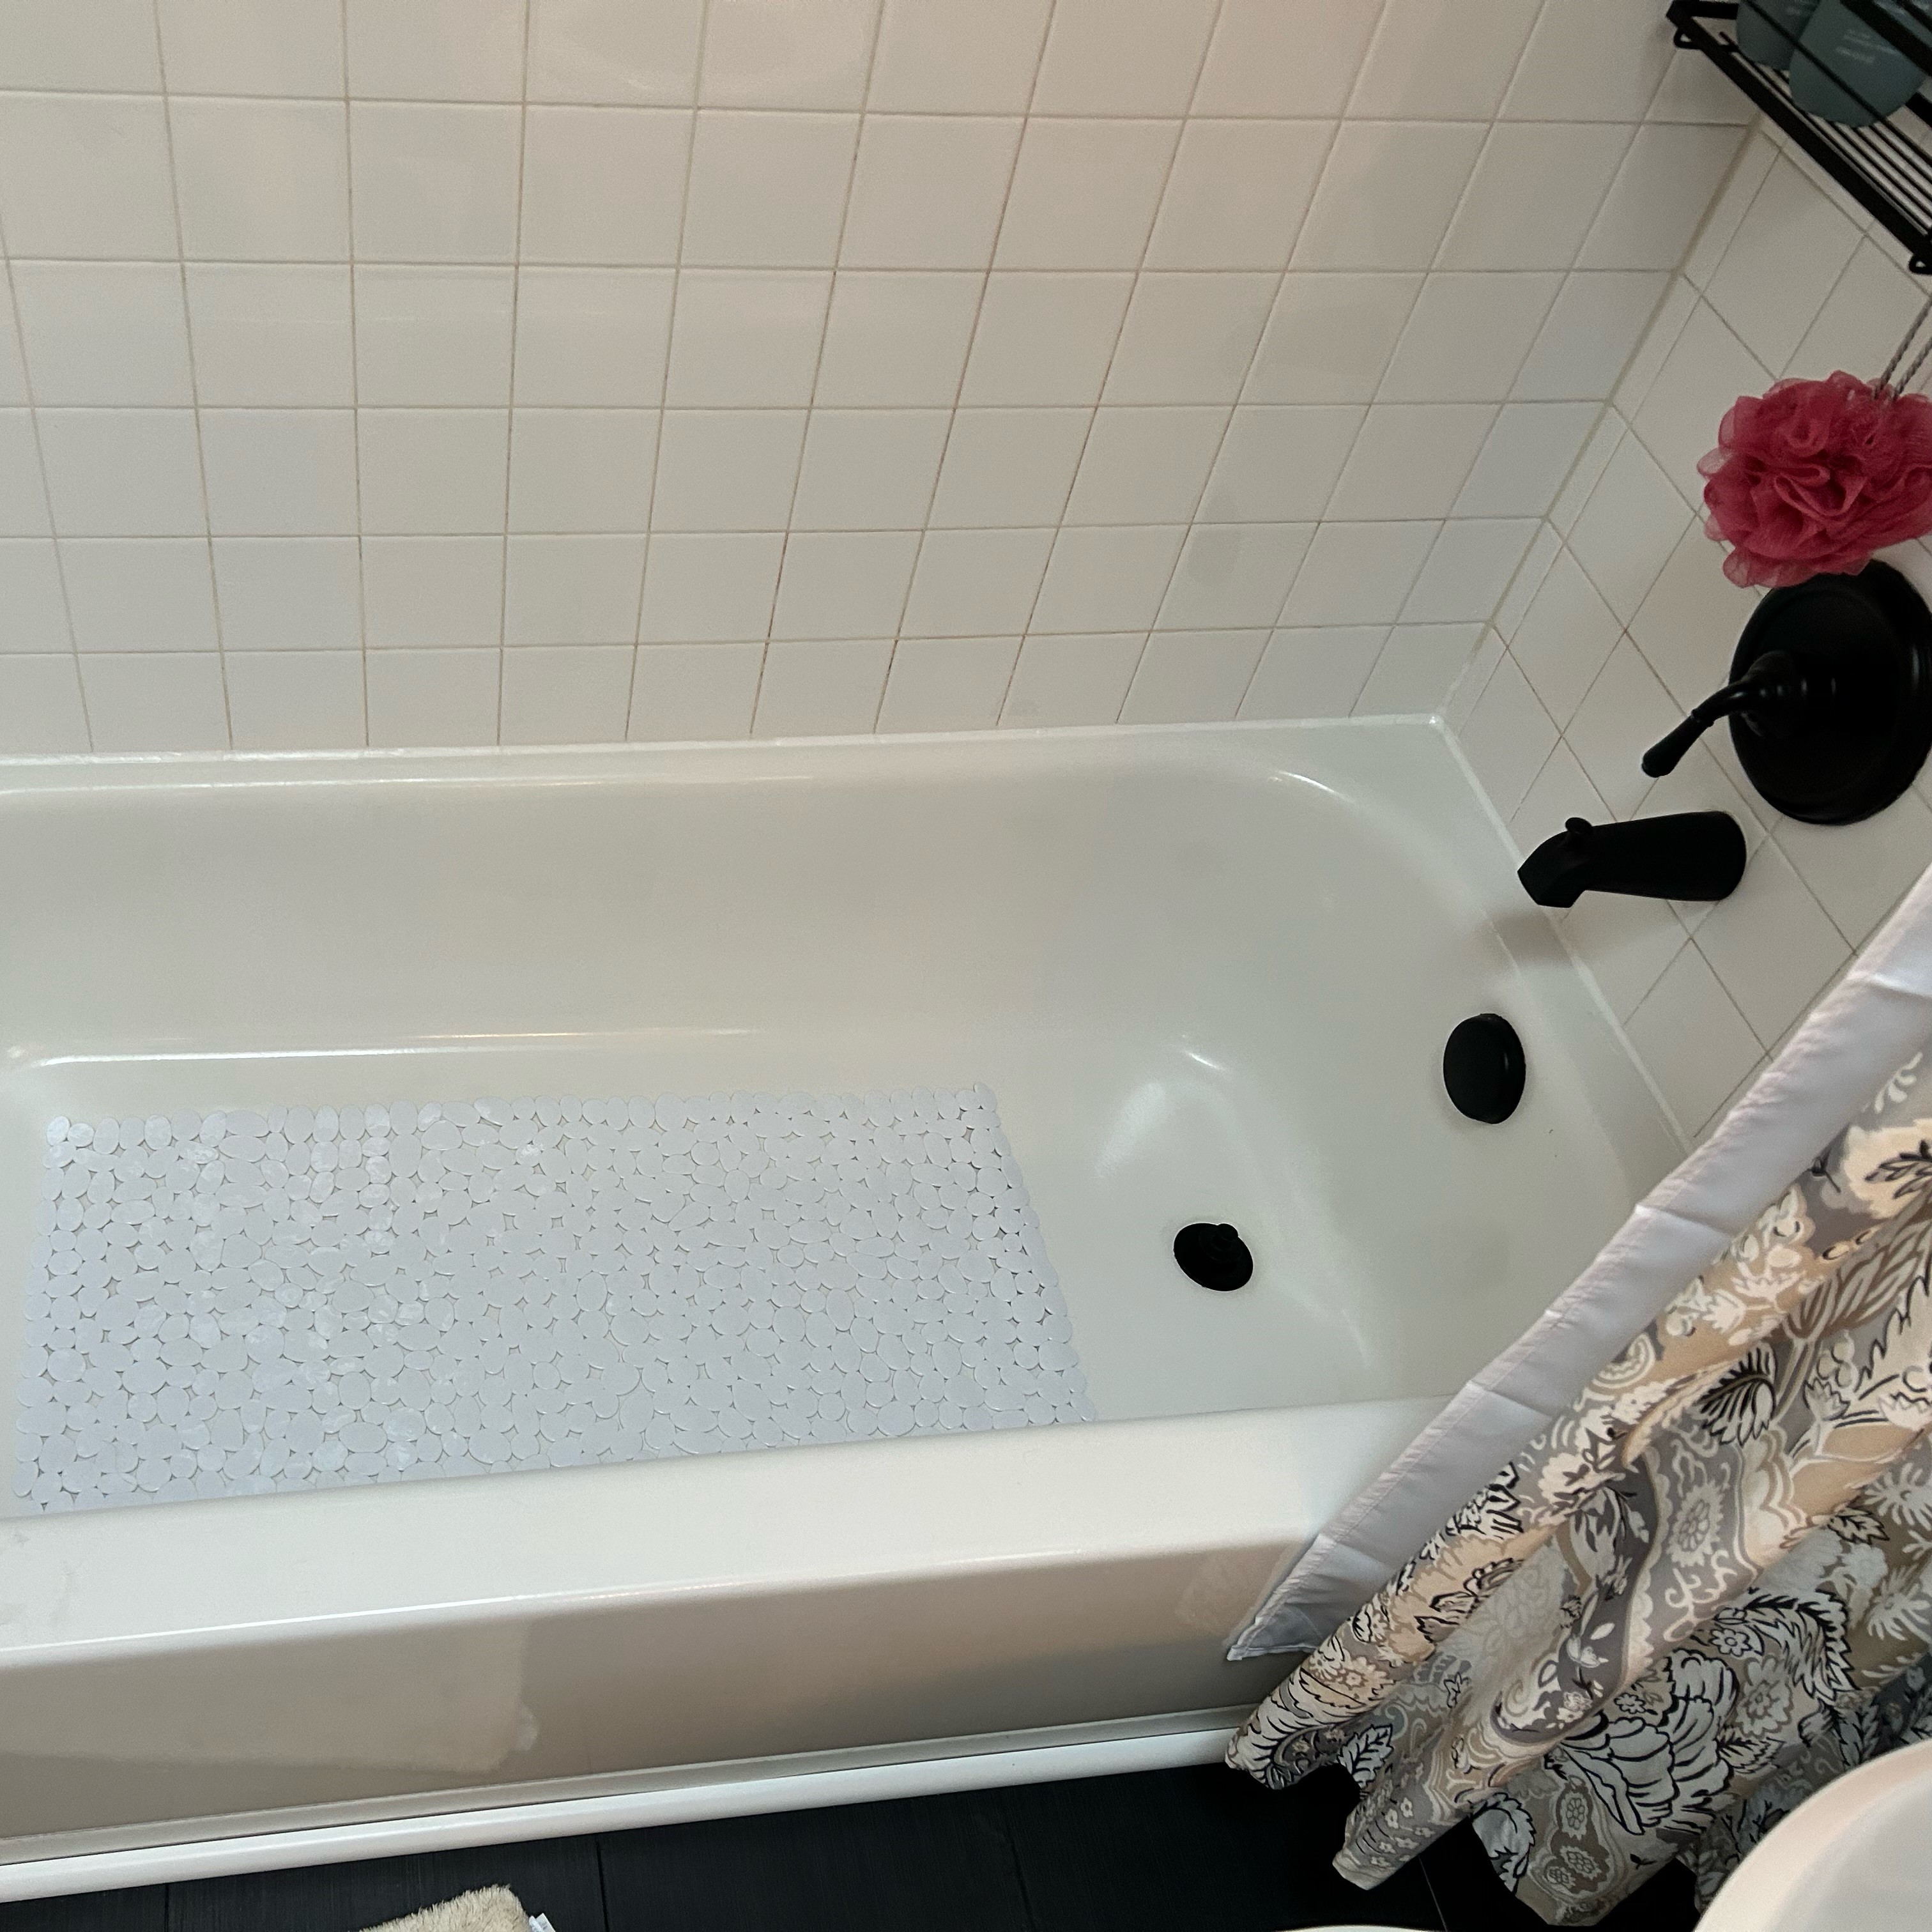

[1174,1222,1254,1292]
[1443,1013,1526,1124]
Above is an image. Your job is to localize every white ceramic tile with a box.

[357,410,510,534]
[1578,125,1747,273]
[1197,406,1359,523]
[753,636,893,737]
[1355,623,1482,716]
[1378,275,1561,406]
[1442,620,1504,730]
[1513,273,1667,402]
[201,410,357,537]
[504,533,647,642]
[0,540,71,652]
[185,265,354,408]
[684,111,859,268]
[1504,0,1674,121]
[1692,840,1850,1048]
[1031,525,1186,634]
[0,95,176,259]
[171,98,351,263]
[366,647,501,747]
[1000,632,1144,728]
[1399,519,1538,625]
[38,411,203,538]
[652,411,805,531]
[1506,730,1609,851]
[875,634,1022,732]
[0,415,49,537]
[1,0,162,89]
[363,536,505,648]
[61,538,215,652]
[1452,402,1600,519]
[1065,407,1227,525]
[1292,122,1487,272]
[769,530,920,640]
[638,531,785,640]
[1456,650,1558,820]
[1705,160,1862,374]
[996,119,1177,273]
[1277,520,1436,627]
[1326,404,1494,521]
[12,264,192,408]
[512,268,675,408]
[700,0,882,110]
[1144,121,1330,273]
[1121,628,1267,724]
[158,0,344,95]
[509,409,657,532]
[1563,885,1686,1024]
[1790,241,1926,385]
[927,410,1088,529]
[1194,0,1381,118]
[0,656,88,753]
[355,268,515,409]
[815,273,983,408]
[1613,278,1696,420]
[840,116,1022,271]
[1568,431,1693,623]
[792,410,951,530]
[1648,31,1756,126]
[1508,546,1621,729]
[519,107,691,265]
[868,0,1051,113]
[349,103,521,263]
[1156,523,1312,631]
[1243,273,1421,405]
[345,0,528,101]
[527,0,703,105]
[1777,791,1932,949]
[1492,523,1561,641]
[666,271,831,408]
[1439,124,1631,273]
[501,643,636,744]
[1031,0,1220,116]
[1629,521,1760,713]
[212,537,360,650]
[1564,637,1682,818]
[1103,274,1276,406]
[901,528,1054,636]
[628,640,764,740]
[1549,408,1624,536]
[0,306,24,410]
[1349,0,1541,119]
[1239,624,1387,719]
[1631,301,1772,503]
[960,274,1133,407]
[80,652,229,753]
[226,650,366,751]
[1682,134,1777,291]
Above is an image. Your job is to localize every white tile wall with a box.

[0,0,1742,751]
[1455,126,1932,1144]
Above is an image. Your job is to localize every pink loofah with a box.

[1698,370,1932,588]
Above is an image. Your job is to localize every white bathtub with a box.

[0,717,1677,1894]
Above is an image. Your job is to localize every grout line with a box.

[151,0,231,751]
[340,0,368,746]
[490,0,536,746]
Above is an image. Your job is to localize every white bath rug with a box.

[13,1086,1092,1514]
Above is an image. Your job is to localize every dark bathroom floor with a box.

[0,1765,1701,1932]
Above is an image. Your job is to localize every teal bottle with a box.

[1791,0,1929,123]
[1737,0,1823,68]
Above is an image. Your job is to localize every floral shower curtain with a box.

[1229,1051,1932,1922]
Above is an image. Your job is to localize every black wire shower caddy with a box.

[1667,0,1932,272]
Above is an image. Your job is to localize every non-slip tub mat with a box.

[13,1087,1092,1513]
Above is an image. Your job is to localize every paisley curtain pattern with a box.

[1229,1054,1932,1924]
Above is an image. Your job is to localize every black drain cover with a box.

[1443,1013,1526,1123]
[1174,1222,1253,1291]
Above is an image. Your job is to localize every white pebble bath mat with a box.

[15,1086,1093,1514]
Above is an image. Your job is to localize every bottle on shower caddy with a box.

[1790,0,1930,124]
[1736,0,1822,68]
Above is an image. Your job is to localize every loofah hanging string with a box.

[1698,293,1932,588]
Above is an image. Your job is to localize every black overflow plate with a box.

[1443,1013,1526,1124]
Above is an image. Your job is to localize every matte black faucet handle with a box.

[1640,649,1809,778]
